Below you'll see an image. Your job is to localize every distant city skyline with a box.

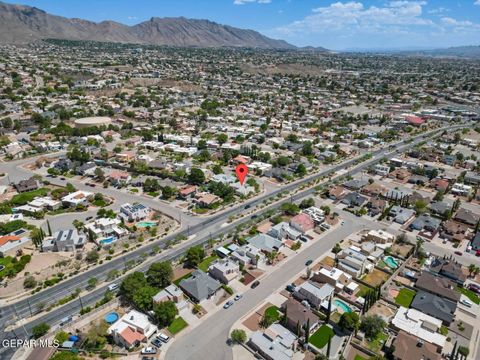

[2,0,480,50]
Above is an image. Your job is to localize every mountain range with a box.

[0,1,297,49]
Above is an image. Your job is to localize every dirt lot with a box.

[361,269,390,287]
[391,243,413,258]
[366,301,397,322]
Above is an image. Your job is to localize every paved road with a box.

[166,211,384,360]
[0,124,466,359]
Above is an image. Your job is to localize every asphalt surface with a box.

[166,211,383,360]
[0,124,465,359]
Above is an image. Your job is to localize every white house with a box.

[107,310,157,349]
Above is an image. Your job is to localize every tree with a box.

[47,220,52,236]
[299,198,315,209]
[230,329,247,344]
[132,285,157,312]
[153,300,178,327]
[332,243,342,254]
[338,312,360,333]
[162,186,176,199]
[188,168,205,185]
[216,133,228,146]
[185,246,205,268]
[85,249,99,263]
[304,318,310,343]
[296,163,307,176]
[457,346,469,357]
[360,315,386,340]
[23,276,37,289]
[32,322,50,339]
[146,261,173,289]
[87,277,98,289]
[120,272,148,303]
[84,320,108,350]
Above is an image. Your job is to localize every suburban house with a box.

[179,270,221,303]
[248,323,296,360]
[84,217,127,240]
[328,185,347,200]
[208,259,240,284]
[41,229,86,252]
[389,206,415,224]
[119,203,150,222]
[337,246,371,277]
[248,234,283,254]
[281,298,319,336]
[61,190,93,207]
[312,267,355,293]
[363,229,395,244]
[14,177,39,193]
[0,235,30,255]
[414,272,460,302]
[410,290,456,325]
[293,281,334,309]
[194,192,221,208]
[108,170,131,186]
[391,307,446,348]
[230,244,263,266]
[107,310,157,349]
[429,258,467,285]
[289,213,315,234]
[341,192,368,208]
[392,330,441,360]
[178,185,197,199]
[152,284,186,310]
[268,222,301,241]
[454,208,480,227]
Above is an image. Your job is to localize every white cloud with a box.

[275,1,433,35]
[441,16,480,30]
[475,0,480,6]
[233,0,271,5]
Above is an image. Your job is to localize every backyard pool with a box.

[384,255,399,269]
[99,236,116,245]
[334,299,352,313]
[104,312,119,324]
[137,221,158,228]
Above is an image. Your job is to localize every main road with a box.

[0,123,466,359]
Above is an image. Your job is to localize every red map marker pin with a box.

[235,164,248,185]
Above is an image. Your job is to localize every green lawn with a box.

[168,316,188,334]
[354,356,368,360]
[367,332,388,352]
[357,284,373,298]
[309,325,334,349]
[457,286,480,305]
[197,255,219,272]
[264,305,281,321]
[10,188,49,206]
[395,288,416,307]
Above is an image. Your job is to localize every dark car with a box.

[251,280,260,289]
[286,284,296,293]
[305,259,313,266]
[467,284,480,295]
[151,338,162,348]
[299,235,308,242]
[244,204,251,209]
[454,251,463,256]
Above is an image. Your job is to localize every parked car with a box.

[141,347,157,355]
[234,294,243,301]
[476,250,480,257]
[151,338,162,348]
[251,280,260,289]
[286,284,296,293]
[454,251,463,256]
[305,259,313,266]
[299,235,308,242]
[157,333,170,343]
[460,298,473,307]
[107,283,119,292]
[467,284,480,295]
[223,300,234,309]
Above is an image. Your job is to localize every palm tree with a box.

[468,264,476,277]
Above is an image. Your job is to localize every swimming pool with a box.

[104,312,119,324]
[99,236,116,245]
[384,255,399,269]
[334,299,352,313]
[137,221,158,228]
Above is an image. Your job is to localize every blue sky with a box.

[4,0,480,50]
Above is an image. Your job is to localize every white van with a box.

[107,283,119,292]
[157,332,170,343]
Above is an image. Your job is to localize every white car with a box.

[141,347,157,354]
[460,299,473,308]
[157,332,170,343]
